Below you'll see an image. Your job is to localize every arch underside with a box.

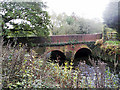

[47,50,66,66]
[73,48,92,66]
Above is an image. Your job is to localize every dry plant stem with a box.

[0,38,2,89]
[77,62,82,88]
[2,43,12,87]
[76,64,79,88]
[88,58,98,88]
[0,37,3,56]
[114,53,118,74]
[12,46,25,74]
[76,71,79,88]
[70,69,73,88]
[84,62,88,87]
[98,60,106,88]
[79,61,84,88]
[39,53,48,80]
[29,49,40,79]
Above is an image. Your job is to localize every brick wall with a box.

[50,34,102,44]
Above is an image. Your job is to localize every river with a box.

[72,58,120,88]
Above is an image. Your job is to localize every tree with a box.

[50,12,102,35]
[103,1,120,39]
[1,1,50,37]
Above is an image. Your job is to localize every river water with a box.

[72,59,120,88]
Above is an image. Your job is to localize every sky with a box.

[43,0,110,22]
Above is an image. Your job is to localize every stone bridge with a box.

[42,33,102,65]
[3,33,102,65]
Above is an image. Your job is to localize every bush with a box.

[2,44,119,89]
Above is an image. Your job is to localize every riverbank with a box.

[2,44,119,89]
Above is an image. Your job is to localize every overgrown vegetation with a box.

[94,38,120,80]
[95,25,120,63]
[2,43,119,89]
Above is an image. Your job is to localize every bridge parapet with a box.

[3,33,102,47]
[50,34,102,44]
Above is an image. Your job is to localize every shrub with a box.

[2,44,119,89]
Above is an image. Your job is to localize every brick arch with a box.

[45,49,64,59]
[73,47,92,66]
[72,44,92,55]
[45,46,65,54]
[74,48,92,59]
[46,49,66,66]
[46,49,63,54]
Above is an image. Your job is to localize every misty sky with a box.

[43,0,110,21]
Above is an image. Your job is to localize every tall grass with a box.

[1,43,119,89]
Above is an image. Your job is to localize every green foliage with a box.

[1,2,50,37]
[103,26,117,40]
[105,41,120,45]
[98,40,120,56]
[94,40,120,71]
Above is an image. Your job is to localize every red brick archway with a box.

[74,48,92,59]
[46,50,66,66]
[73,48,92,66]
